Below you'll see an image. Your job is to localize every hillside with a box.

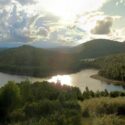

[74,39,125,59]
[95,53,125,82]
[49,39,125,58]
[0,48,8,52]
[0,39,125,77]
[0,45,76,77]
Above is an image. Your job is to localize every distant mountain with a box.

[0,48,8,52]
[0,39,125,77]
[0,40,70,49]
[0,45,75,77]
[31,41,70,48]
[73,39,125,59]
[48,39,125,56]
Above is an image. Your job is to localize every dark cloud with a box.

[37,27,49,37]
[91,17,113,34]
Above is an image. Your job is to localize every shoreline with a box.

[0,68,95,79]
[91,74,125,86]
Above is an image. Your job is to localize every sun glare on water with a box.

[48,75,72,86]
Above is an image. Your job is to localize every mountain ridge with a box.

[0,39,125,77]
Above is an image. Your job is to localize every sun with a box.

[37,0,80,21]
[36,0,107,21]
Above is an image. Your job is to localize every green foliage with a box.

[80,97,125,125]
[0,39,125,77]
[93,115,125,125]
[94,54,125,82]
[0,81,82,125]
[76,39,125,59]
[0,81,21,122]
[24,100,61,118]
[82,87,123,100]
[0,80,125,125]
[80,97,125,117]
[0,45,76,77]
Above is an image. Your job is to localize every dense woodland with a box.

[0,45,77,77]
[89,54,125,82]
[0,80,81,125]
[0,39,125,77]
[0,81,125,125]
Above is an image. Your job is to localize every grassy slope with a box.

[80,97,125,125]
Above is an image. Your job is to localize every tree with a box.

[0,81,21,122]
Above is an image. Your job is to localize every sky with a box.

[0,0,125,47]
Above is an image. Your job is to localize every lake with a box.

[0,69,124,92]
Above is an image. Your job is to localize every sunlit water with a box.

[0,69,124,92]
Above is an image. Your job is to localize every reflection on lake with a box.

[0,69,124,92]
[48,75,72,86]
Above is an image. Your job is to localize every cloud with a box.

[36,27,48,37]
[15,0,35,5]
[91,17,113,34]
[0,9,10,40]
[0,5,31,43]
[48,26,85,44]
[76,11,124,43]
[0,0,11,6]
[0,0,36,6]
[0,0,11,4]
[0,4,60,44]
[39,0,110,20]
[77,11,121,33]
[33,14,59,27]
[85,23,125,42]
[109,27,125,41]
[116,0,125,6]
[0,0,124,47]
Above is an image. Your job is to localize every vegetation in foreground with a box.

[0,80,125,125]
[0,80,82,125]
[80,97,125,125]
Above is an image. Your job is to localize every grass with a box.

[80,97,125,125]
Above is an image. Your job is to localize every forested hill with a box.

[0,39,125,77]
[0,48,8,52]
[49,39,125,59]
[94,53,125,82]
[73,39,125,59]
[0,45,76,77]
